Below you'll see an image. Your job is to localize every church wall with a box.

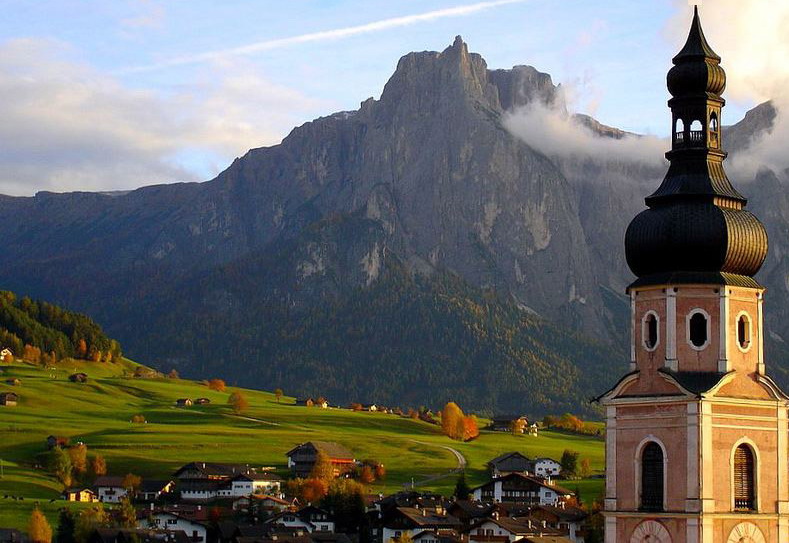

[725,287,762,376]
[616,517,687,543]
[674,287,720,373]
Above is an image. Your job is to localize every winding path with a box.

[404,440,467,488]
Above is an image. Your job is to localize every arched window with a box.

[734,444,756,511]
[690,119,703,131]
[710,112,719,131]
[688,311,709,349]
[737,313,751,350]
[674,118,685,143]
[640,442,664,511]
[643,312,659,350]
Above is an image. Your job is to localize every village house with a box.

[137,512,208,543]
[286,441,355,478]
[471,474,573,506]
[5,378,20,386]
[194,398,211,405]
[94,476,128,503]
[175,398,193,407]
[488,416,529,433]
[529,505,587,543]
[466,515,568,543]
[381,506,463,543]
[245,494,295,515]
[138,480,176,502]
[447,501,495,528]
[0,348,12,362]
[267,506,335,533]
[46,435,70,449]
[487,453,532,477]
[62,487,99,502]
[0,392,18,406]
[69,373,88,383]
[530,459,561,479]
[174,462,279,501]
[88,528,192,543]
[297,397,329,409]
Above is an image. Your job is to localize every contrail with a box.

[117,0,526,74]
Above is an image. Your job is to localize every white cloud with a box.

[0,39,328,195]
[503,100,667,166]
[117,0,527,74]
[120,0,166,32]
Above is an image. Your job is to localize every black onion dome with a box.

[625,6,768,289]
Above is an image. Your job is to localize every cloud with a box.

[0,39,327,195]
[666,1,789,179]
[120,0,166,32]
[503,100,667,167]
[117,0,527,74]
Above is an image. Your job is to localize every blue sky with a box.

[0,0,776,194]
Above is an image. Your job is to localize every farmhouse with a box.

[0,392,18,406]
[489,415,528,433]
[286,441,355,478]
[63,487,98,502]
[0,348,12,362]
[297,397,329,409]
[380,506,463,543]
[194,398,211,405]
[267,506,336,533]
[174,462,279,500]
[466,516,567,543]
[5,378,20,386]
[138,480,176,501]
[471,473,573,506]
[487,452,532,477]
[94,476,128,503]
[175,398,193,407]
[530,458,561,479]
[69,372,88,383]
[137,512,208,543]
[46,435,70,449]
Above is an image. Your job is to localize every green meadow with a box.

[0,359,604,530]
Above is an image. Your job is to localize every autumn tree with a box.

[228,391,249,414]
[510,418,526,435]
[374,463,386,480]
[321,479,367,533]
[74,505,110,543]
[76,339,88,359]
[131,414,146,423]
[68,444,88,479]
[274,388,283,403]
[359,465,375,484]
[90,455,107,477]
[579,458,592,479]
[310,450,335,482]
[441,402,464,440]
[167,369,179,379]
[117,497,137,528]
[28,507,52,543]
[462,415,479,441]
[121,473,142,493]
[207,379,226,391]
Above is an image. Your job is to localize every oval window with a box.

[644,313,658,350]
[738,314,751,349]
[689,312,708,348]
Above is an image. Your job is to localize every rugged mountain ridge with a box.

[0,38,787,411]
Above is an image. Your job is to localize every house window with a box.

[643,311,659,351]
[734,444,756,511]
[688,310,709,349]
[737,314,751,350]
[640,442,664,512]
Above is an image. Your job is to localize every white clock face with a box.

[727,522,765,543]
[630,520,671,543]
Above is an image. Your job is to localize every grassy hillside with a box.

[0,359,604,530]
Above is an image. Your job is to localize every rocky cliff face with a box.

[0,38,786,410]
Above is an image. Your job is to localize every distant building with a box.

[0,348,13,362]
[173,462,280,501]
[267,506,335,533]
[138,480,176,502]
[530,505,587,543]
[5,378,20,386]
[194,398,211,405]
[470,473,573,506]
[46,435,70,450]
[488,415,528,433]
[137,512,208,543]
[175,399,193,407]
[94,476,128,503]
[286,441,355,478]
[380,506,463,543]
[487,452,532,477]
[531,458,561,479]
[63,487,99,502]
[69,373,88,383]
[0,392,18,406]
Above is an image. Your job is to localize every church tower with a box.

[599,7,789,542]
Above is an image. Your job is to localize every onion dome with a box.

[624,7,768,289]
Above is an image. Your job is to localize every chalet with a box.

[94,476,128,503]
[286,441,355,478]
[0,392,18,406]
[297,398,329,409]
[267,506,335,533]
[487,453,532,477]
[381,506,463,543]
[247,494,294,515]
[466,516,567,543]
[362,404,378,412]
[175,399,193,407]
[174,462,278,500]
[69,373,88,383]
[194,398,211,405]
[446,501,494,527]
[46,435,70,449]
[530,459,561,479]
[0,348,12,362]
[470,473,573,506]
[138,480,176,502]
[489,416,528,433]
[0,528,25,543]
[5,378,20,386]
[174,462,255,481]
[137,512,208,543]
[88,528,192,543]
[297,398,315,407]
[63,487,98,502]
[529,505,587,543]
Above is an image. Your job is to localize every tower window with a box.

[737,313,751,350]
[734,444,756,511]
[639,442,664,512]
[688,311,709,349]
[643,312,659,351]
